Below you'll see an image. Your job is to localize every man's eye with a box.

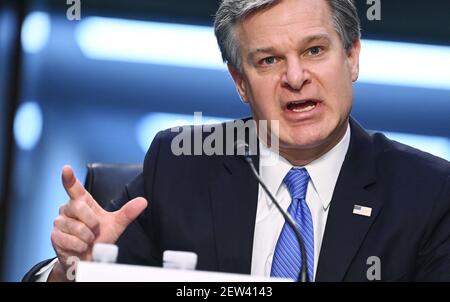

[308,46,322,56]
[260,56,277,65]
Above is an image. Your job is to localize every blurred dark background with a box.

[0,0,449,281]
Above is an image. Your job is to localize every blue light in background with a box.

[76,17,224,70]
[21,12,51,53]
[136,112,231,152]
[382,131,450,161]
[75,17,450,90]
[13,101,43,150]
[359,40,450,90]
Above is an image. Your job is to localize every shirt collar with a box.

[259,124,351,210]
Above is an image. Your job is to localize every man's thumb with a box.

[114,197,148,228]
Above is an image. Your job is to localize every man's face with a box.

[229,0,360,160]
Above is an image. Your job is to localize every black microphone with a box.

[236,140,310,282]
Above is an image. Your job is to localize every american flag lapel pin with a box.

[353,205,372,217]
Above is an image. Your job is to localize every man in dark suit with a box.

[24,0,449,281]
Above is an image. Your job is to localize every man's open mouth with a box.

[286,100,318,113]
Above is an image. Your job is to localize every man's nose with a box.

[281,58,311,91]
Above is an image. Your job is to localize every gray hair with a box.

[214,0,361,72]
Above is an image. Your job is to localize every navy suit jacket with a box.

[24,118,450,281]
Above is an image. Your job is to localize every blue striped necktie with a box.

[271,167,314,281]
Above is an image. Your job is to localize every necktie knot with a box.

[283,168,310,201]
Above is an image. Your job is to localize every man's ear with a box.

[348,39,361,82]
[227,63,249,103]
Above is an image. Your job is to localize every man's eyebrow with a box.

[247,47,276,62]
[302,33,332,45]
[247,33,332,61]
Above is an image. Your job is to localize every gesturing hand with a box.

[49,165,147,281]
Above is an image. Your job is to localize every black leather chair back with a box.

[84,163,143,208]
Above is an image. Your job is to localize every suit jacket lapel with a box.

[209,152,259,274]
[315,119,382,281]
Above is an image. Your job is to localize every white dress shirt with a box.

[250,125,350,280]
[35,258,58,282]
